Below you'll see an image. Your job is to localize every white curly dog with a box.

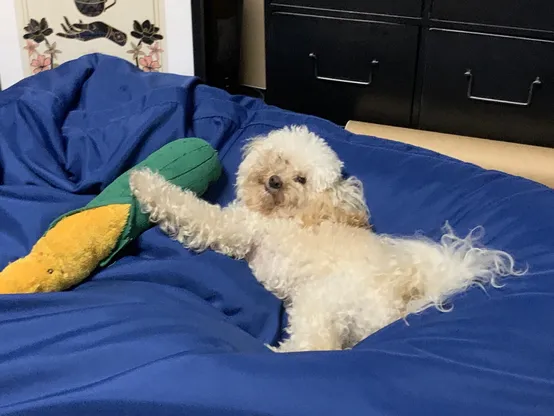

[129,126,521,352]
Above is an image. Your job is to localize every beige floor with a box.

[345,121,554,188]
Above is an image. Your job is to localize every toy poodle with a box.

[129,126,521,352]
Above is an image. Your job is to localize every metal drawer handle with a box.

[309,53,379,86]
[464,69,542,107]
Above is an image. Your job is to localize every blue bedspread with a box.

[1,54,553,415]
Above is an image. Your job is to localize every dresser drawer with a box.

[266,13,419,126]
[272,0,422,18]
[431,0,554,32]
[419,29,554,147]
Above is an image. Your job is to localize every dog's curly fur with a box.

[129,126,522,352]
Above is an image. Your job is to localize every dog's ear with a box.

[299,176,370,228]
[331,176,370,228]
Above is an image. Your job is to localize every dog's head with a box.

[236,125,369,228]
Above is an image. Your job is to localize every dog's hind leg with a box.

[385,224,524,313]
[271,294,343,352]
[130,168,255,258]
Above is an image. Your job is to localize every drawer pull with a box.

[464,69,542,107]
[309,53,379,86]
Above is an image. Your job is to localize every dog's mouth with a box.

[263,184,285,208]
[264,184,280,195]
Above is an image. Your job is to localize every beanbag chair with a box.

[0,54,553,416]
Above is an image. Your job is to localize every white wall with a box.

[0,0,25,89]
[164,0,195,77]
[0,0,195,90]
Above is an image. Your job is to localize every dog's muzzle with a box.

[266,175,282,193]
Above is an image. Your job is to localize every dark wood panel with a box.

[272,0,422,17]
[431,0,554,33]
[419,29,554,147]
[266,13,419,126]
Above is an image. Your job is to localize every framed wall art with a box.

[0,0,199,90]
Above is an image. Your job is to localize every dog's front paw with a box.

[129,168,166,209]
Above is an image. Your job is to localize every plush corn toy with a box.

[0,138,221,294]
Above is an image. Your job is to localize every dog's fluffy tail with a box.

[385,223,526,313]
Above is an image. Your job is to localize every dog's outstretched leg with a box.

[130,168,255,258]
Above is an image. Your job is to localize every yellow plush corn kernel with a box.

[0,204,130,294]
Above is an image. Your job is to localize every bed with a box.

[1,54,553,416]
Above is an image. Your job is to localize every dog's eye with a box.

[294,176,307,185]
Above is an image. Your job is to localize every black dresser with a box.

[264,0,554,147]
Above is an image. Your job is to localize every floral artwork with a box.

[130,20,163,45]
[19,2,166,78]
[57,16,128,46]
[138,55,161,72]
[126,20,164,72]
[23,17,53,43]
[22,18,62,74]
[72,0,118,17]
[30,54,52,74]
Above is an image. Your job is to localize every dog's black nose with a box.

[268,175,282,190]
